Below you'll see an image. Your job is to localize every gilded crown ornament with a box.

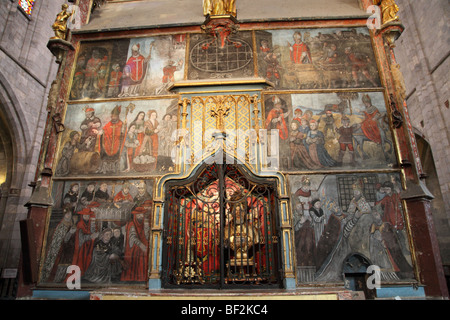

[210,96,231,133]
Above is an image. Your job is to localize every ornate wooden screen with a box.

[162,163,282,288]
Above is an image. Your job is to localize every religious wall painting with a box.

[289,173,414,285]
[188,31,254,80]
[263,91,396,172]
[40,179,153,286]
[69,35,186,100]
[56,98,179,177]
[256,28,381,90]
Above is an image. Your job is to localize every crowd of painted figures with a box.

[265,93,393,171]
[41,180,152,284]
[291,175,414,283]
[56,103,178,176]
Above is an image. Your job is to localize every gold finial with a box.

[50,4,74,40]
[179,98,190,130]
[210,96,230,133]
[250,94,261,142]
[373,0,400,25]
[204,0,237,17]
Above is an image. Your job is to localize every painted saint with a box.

[119,43,153,97]
[288,32,312,64]
[265,96,289,140]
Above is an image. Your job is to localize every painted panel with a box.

[188,31,254,80]
[256,27,381,89]
[40,179,153,286]
[263,91,396,171]
[69,35,186,100]
[55,98,179,177]
[289,173,414,284]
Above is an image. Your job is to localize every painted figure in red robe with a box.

[288,32,312,64]
[126,44,150,84]
[162,60,183,84]
[71,207,98,276]
[113,182,133,205]
[119,43,153,97]
[360,94,382,144]
[83,49,108,97]
[265,96,289,140]
[121,206,149,281]
[100,105,125,159]
[376,181,404,230]
[107,63,123,97]
[344,47,378,87]
[182,179,223,275]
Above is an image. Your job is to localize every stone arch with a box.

[342,253,376,299]
[0,71,32,190]
[342,252,372,274]
[0,113,14,226]
[0,70,35,270]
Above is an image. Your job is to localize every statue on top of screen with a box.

[203,0,236,17]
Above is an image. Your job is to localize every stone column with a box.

[363,0,449,298]
[16,0,92,298]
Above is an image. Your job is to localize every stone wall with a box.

[393,0,450,265]
[0,0,64,271]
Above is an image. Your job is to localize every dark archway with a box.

[342,253,376,299]
[0,105,14,232]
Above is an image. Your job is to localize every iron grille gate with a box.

[162,164,283,288]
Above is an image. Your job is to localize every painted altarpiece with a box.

[38,25,415,291]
